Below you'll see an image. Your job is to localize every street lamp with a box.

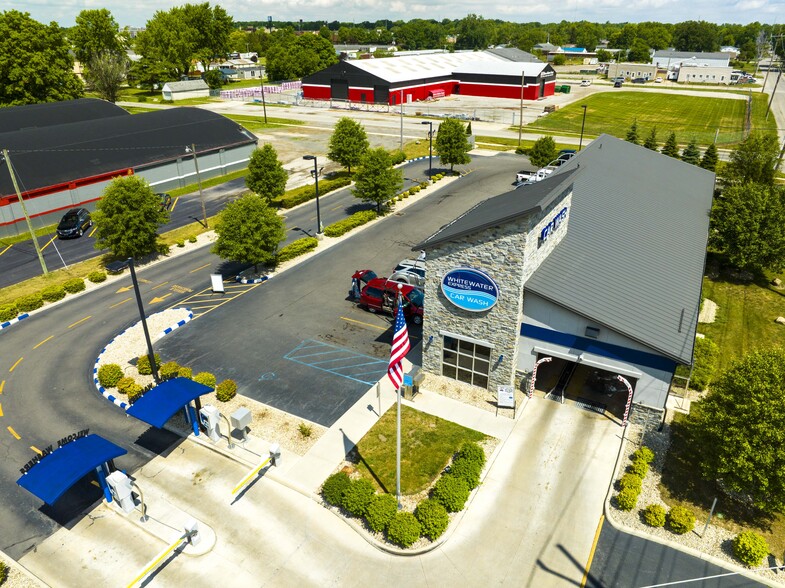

[579,105,588,150]
[106,258,160,384]
[302,155,323,234]
[420,121,433,178]
[185,144,208,228]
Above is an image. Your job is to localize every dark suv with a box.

[56,208,92,239]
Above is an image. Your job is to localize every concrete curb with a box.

[0,312,29,332]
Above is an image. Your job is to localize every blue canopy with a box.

[126,377,213,428]
[16,434,127,505]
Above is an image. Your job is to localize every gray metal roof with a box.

[525,135,714,364]
[487,47,542,63]
[652,50,729,61]
[162,80,209,92]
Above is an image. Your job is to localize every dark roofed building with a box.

[0,98,127,134]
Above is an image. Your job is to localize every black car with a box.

[632,77,647,84]
[56,208,92,239]
[586,370,626,396]
[157,192,173,211]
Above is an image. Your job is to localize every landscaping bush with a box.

[449,456,482,490]
[386,512,422,548]
[321,472,351,506]
[618,473,643,493]
[390,150,407,165]
[298,422,313,438]
[341,478,375,518]
[41,284,66,303]
[732,531,770,567]
[457,442,486,469]
[63,278,86,294]
[178,366,192,379]
[632,446,655,464]
[159,361,181,380]
[97,363,124,388]
[116,376,137,395]
[0,304,18,322]
[176,240,185,247]
[126,382,144,403]
[323,210,377,238]
[193,371,216,388]
[272,177,351,209]
[628,458,649,478]
[365,493,398,533]
[642,504,666,527]
[188,235,197,243]
[16,293,43,312]
[432,474,470,513]
[215,379,237,402]
[88,270,107,283]
[277,237,318,264]
[0,560,7,585]
[614,487,639,511]
[136,353,161,375]
[667,506,695,535]
[415,498,449,540]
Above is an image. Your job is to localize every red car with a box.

[350,269,379,299]
[359,278,424,324]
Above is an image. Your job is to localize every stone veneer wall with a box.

[422,188,573,392]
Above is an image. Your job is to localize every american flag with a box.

[388,296,411,389]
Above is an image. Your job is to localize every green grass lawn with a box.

[221,113,304,131]
[351,404,486,495]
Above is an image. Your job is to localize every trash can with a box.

[562,85,571,94]
[402,374,414,400]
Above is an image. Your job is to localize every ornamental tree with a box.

[93,176,168,259]
[328,117,369,175]
[661,132,680,158]
[700,143,719,171]
[353,148,403,214]
[720,132,779,187]
[681,138,701,165]
[435,118,472,172]
[246,144,288,201]
[528,136,557,168]
[625,120,640,145]
[71,9,125,66]
[690,348,785,515]
[643,127,658,151]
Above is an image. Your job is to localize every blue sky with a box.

[7,0,784,29]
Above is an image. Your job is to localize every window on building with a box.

[442,335,491,388]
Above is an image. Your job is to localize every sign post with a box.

[497,385,515,418]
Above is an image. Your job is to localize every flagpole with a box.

[395,284,403,509]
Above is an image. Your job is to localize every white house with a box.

[651,50,730,69]
[677,65,734,85]
[161,80,210,102]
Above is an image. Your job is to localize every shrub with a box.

[615,487,639,511]
[188,235,197,243]
[341,478,375,517]
[136,353,161,375]
[116,376,137,395]
[126,382,144,402]
[642,504,666,527]
[137,95,148,103]
[667,506,695,535]
[272,177,351,209]
[323,210,377,238]
[41,284,66,303]
[63,278,86,294]
[618,473,643,493]
[689,337,719,390]
[432,474,470,513]
[277,237,318,264]
[321,472,351,506]
[365,493,398,533]
[390,150,407,165]
[449,457,482,490]
[215,379,237,402]
[16,293,43,312]
[397,195,404,201]
[178,366,193,379]
[0,304,18,322]
[386,512,421,548]
[193,371,216,389]
[298,422,312,438]
[628,458,649,478]
[632,446,655,464]
[415,498,449,540]
[732,531,770,567]
[159,361,181,380]
[0,560,7,585]
[176,240,185,247]
[97,363,124,388]
[457,442,486,468]
[88,270,107,283]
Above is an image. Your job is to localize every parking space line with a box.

[33,336,54,349]
[7,426,20,440]
[110,297,132,308]
[151,281,169,290]
[170,196,180,212]
[284,340,388,385]
[31,446,42,455]
[40,235,57,252]
[0,403,3,416]
[189,263,211,273]
[0,244,11,257]
[88,225,98,237]
[0,380,4,394]
[68,315,91,329]
[9,357,23,372]
[340,316,388,331]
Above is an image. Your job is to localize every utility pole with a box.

[2,149,47,275]
[190,144,208,228]
[517,71,525,147]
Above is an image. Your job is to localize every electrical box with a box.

[269,442,281,467]
[199,405,221,442]
[106,470,135,513]
[184,518,201,546]
[230,408,251,431]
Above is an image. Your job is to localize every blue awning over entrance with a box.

[126,377,213,428]
[16,434,127,505]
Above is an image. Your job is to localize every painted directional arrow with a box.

[149,293,172,304]
[115,285,133,293]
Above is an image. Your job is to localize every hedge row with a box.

[323,210,377,238]
[277,237,318,264]
[272,177,351,209]
[613,445,654,511]
[1,272,107,323]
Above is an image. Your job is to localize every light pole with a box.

[420,121,433,178]
[107,258,160,384]
[185,144,208,228]
[303,155,323,234]
[579,104,588,150]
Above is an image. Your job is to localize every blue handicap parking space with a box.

[284,340,388,385]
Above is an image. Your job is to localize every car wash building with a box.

[0,98,257,238]
[414,135,713,422]
[302,51,556,104]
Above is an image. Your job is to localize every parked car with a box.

[350,269,379,299]
[391,258,426,288]
[515,170,535,184]
[580,79,591,87]
[612,76,625,83]
[654,77,663,83]
[157,192,173,211]
[632,77,647,84]
[359,278,424,324]
[56,208,92,239]
[557,150,577,162]
[613,80,623,88]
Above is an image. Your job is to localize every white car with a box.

[391,257,426,288]
[655,77,663,83]
[580,80,591,87]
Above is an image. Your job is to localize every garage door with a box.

[331,79,348,100]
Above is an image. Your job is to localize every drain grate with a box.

[575,397,606,414]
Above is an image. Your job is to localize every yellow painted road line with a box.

[183,292,222,299]
[340,316,388,331]
[90,480,100,487]
[7,426,20,440]
[9,357,23,372]
[0,380,4,394]
[31,446,42,455]
[189,263,211,273]
[40,235,57,252]
[149,293,172,304]
[330,205,342,211]
[580,514,604,588]
[88,225,98,237]
[68,315,92,329]
[188,305,221,311]
[0,244,11,257]
[170,196,180,212]
[110,297,132,308]
[33,336,54,349]
[0,403,3,417]
[196,281,265,318]
[138,278,152,284]
[151,281,170,291]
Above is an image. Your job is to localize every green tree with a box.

[202,69,224,89]
[435,118,472,172]
[71,9,125,66]
[455,14,492,50]
[212,194,285,271]
[86,52,128,103]
[681,138,701,165]
[721,132,779,187]
[661,132,680,158]
[127,55,171,91]
[0,11,83,105]
[625,120,640,145]
[246,144,288,201]
[690,348,785,514]
[673,20,720,52]
[528,136,557,168]
[643,127,658,151]
[700,143,719,171]
[627,38,651,62]
[328,117,369,174]
[182,3,233,73]
[136,8,195,80]
[93,176,168,259]
[352,148,403,214]
[709,182,785,273]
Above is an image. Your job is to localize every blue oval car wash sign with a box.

[441,268,500,312]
